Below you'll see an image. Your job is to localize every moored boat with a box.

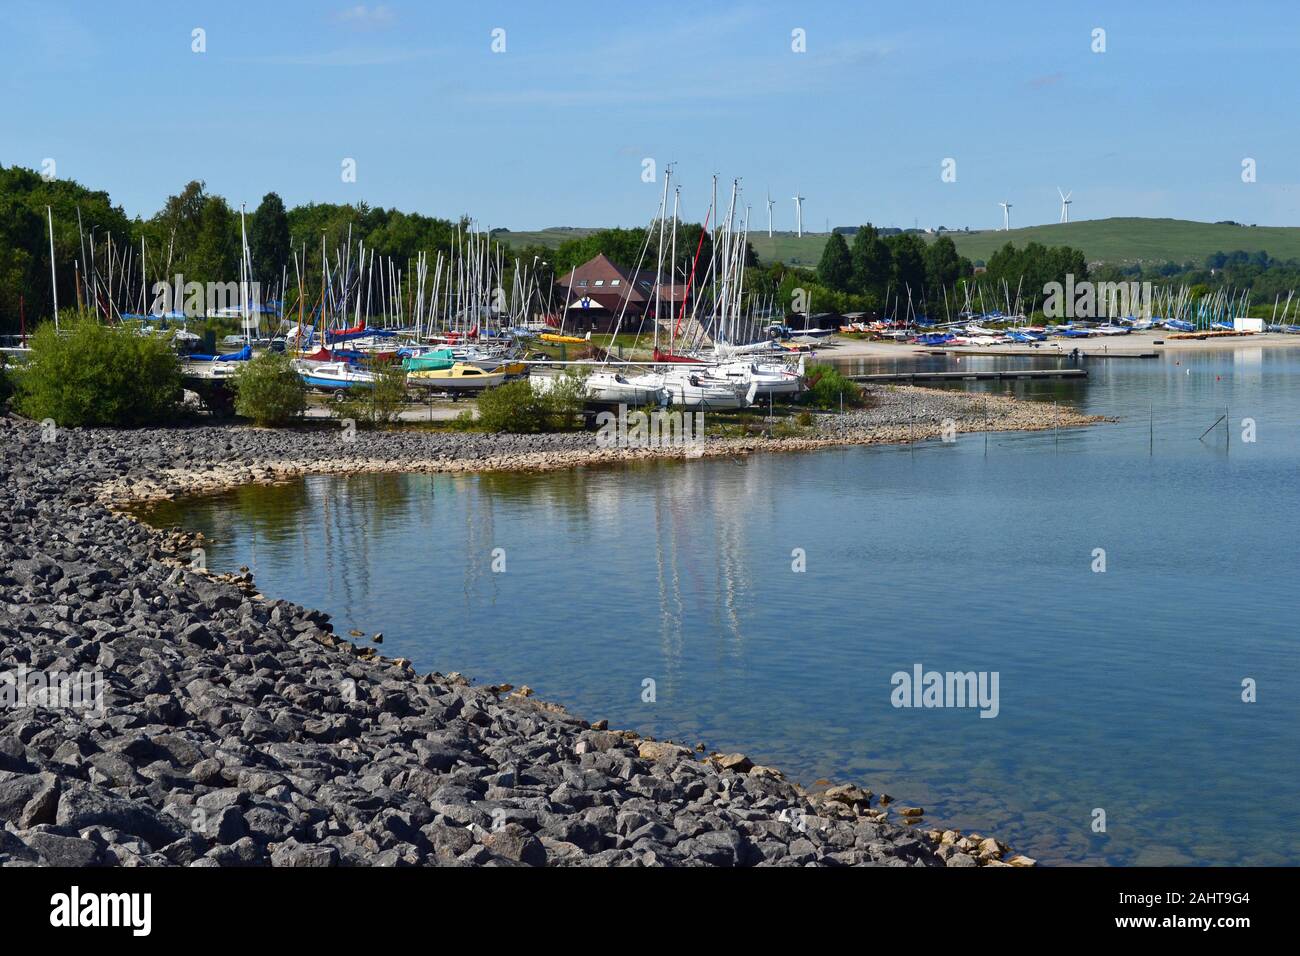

[295,360,381,391]
[407,362,507,391]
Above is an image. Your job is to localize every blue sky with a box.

[3,1,1298,231]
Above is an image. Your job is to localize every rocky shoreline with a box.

[1,387,1078,867]
[97,385,1102,505]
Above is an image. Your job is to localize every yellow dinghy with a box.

[540,333,589,344]
[407,362,507,391]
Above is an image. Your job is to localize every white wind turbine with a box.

[793,192,805,238]
[766,191,775,237]
[999,201,1013,231]
[1058,187,1073,223]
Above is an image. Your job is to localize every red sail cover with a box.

[653,348,704,363]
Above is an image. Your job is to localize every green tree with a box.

[234,351,306,426]
[849,224,892,301]
[249,192,290,287]
[189,196,238,286]
[886,233,928,296]
[924,235,961,289]
[0,165,131,330]
[816,231,853,291]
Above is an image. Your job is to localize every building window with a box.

[610,279,621,286]
[577,280,588,287]
[594,279,604,286]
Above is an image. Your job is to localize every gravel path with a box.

[0,389,1078,867]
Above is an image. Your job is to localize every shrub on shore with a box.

[801,363,864,411]
[16,318,182,427]
[233,351,307,426]
[544,369,588,430]
[475,380,552,433]
[330,359,408,428]
[474,375,589,433]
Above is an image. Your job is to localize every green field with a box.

[502,219,1300,268]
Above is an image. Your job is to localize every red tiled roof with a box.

[558,253,690,305]
[558,254,646,303]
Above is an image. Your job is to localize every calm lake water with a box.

[142,346,1300,866]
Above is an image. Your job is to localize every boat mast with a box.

[239,203,251,344]
[47,206,59,330]
[652,165,672,353]
[669,184,679,355]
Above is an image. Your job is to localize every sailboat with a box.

[402,348,456,371]
[711,359,803,396]
[583,370,670,405]
[659,369,756,409]
[294,360,381,391]
[407,362,507,391]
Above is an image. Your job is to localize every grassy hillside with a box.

[505,219,1300,268]
[941,218,1300,266]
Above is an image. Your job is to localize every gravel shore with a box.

[0,387,1080,867]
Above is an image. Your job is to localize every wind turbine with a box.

[766,191,775,238]
[1057,187,1073,223]
[999,201,1013,231]
[793,193,805,238]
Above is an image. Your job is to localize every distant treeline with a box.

[1091,249,1300,304]
[8,163,1300,331]
[0,165,500,332]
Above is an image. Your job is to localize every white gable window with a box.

[594,279,605,286]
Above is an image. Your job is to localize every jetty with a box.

[846,368,1087,383]
[944,349,1158,359]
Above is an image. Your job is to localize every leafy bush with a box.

[544,369,588,430]
[801,363,864,411]
[331,358,409,428]
[16,318,182,426]
[475,380,551,433]
[234,351,306,426]
[473,373,591,433]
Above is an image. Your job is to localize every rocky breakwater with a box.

[1,415,1036,866]
[816,384,1103,442]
